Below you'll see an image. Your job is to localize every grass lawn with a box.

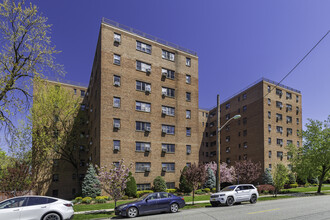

[182,194,210,202]
[283,186,330,193]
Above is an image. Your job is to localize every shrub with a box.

[262,168,273,185]
[82,197,92,204]
[153,176,167,192]
[136,190,154,198]
[125,172,137,198]
[75,197,83,201]
[257,185,275,194]
[203,188,210,193]
[304,183,311,187]
[195,189,204,195]
[287,173,296,184]
[95,196,107,203]
[211,188,216,193]
[122,195,129,200]
[179,166,193,193]
[166,189,176,193]
[290,183,298,188]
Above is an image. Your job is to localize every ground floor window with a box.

[137,184,151,191]
[166,182,175,189]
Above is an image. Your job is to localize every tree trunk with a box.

[192,188,195,205]
[115,199,117,208]
[317,169,326,193]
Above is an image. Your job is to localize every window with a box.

[162,106,175,116]
[74,89,77,95]
[225,125,230,130]
[226,114,230,120]
[277,151,283,160]
[162,49,175,61]
[268,98,271,106]
[297,141,300,147]
[276,126,283,134]
[79,174,85,181]
[269,164,272,170]
[243,154,247,160]
[79,145,85,152]
[268,137,271,144]
[80,90,85,97]
[114,33,121,43]
[206,113,209,117]
[243,130,247,136]
[226,158,231,164]
[296,107,300,115]
[276,89,283,97]
[286,92,292,99]
[162,87,175,98]
[186,110,191,119]
[186,57,191,66]
[243,105,247,112]
[296,118,300,125]
[162,163,175,172]
[276,101,283,109]
[277,138,283,146]
[226,136,230,142]
[243,142,248,149]
[135,162,151,172]
[287,140,293,146]
[276,113,282,121]
[136,41,151,54]
[296,95,299,103]
[136,121,151,131]
[226,147,230,153]
[186,145,191,154]
[113,97,120,108]
[186,75,191,84]
[243,93,247,100]
[72,173,76,180]
[267,85,271,93]
[162,144,175,153]
[113,162,120,168]
[136,60,151,72]
[286,116,292,124]
[286,104,292,112]
[114,54,121,65]
[238,144,241,149]
[226,103,230,109]
[269,151,272,158]
[268,124,271,132]
[113,140,120,151]
[186,92,191,101]
[287,128,292,136]
[79,160,85,167]
[113,118,120,129]
[238,96,240,102]
[136,101,151,112]
[186,127,191,136]
[268,111,271,119]
[137,184,151,191]
[186,163,191,167]
[162,125,175,135]
[162,68,175,79]
[136,81,151,93]
[52,174,59,182]
[135,142,151,152]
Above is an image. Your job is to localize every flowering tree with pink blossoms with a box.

[205,162,236,184]
[234,160,262,184]
[97,159,132,207]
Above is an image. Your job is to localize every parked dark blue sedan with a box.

[115,192,185,218]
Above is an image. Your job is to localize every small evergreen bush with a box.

[204,167,216,189]
[137,190,154,198]
[195,189,204,194]
[262,168,273,185]
[153,176,167,192]
[122,195,129,200]
[179,166,193,193]
[203,188,210,193]
[287,173,296,184]
[290,183,298,188]
[82,197,92,204]
[211,188,216,193]
[82,164,101,198]
[125,172,137,197]
[166,189,176,193]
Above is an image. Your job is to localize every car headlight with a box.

[219,194,225,196]
[119,205,127,210]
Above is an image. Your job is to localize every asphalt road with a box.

[113,195,330,220]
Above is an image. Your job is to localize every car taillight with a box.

[181,197,185,201]
[63,203,73,207]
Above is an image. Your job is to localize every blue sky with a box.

[31,0,330,125]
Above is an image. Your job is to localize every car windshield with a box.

[136,193,150,201]
[221,186,236,192]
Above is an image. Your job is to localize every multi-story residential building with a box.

[199,78,302,172]
[85,18,200,191]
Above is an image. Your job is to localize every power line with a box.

[264,30,330,98]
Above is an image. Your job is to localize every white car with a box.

[210,184,259,207]
[0,196,74,220]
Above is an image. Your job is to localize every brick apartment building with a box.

[40,18,302,199]
[199,78,302,172]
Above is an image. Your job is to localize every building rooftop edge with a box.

[101,17,198,57]
[43,76,88,89]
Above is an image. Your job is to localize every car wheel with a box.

[250,194,257,204]
[226,196,235,206]
[127,207,138,218]
[170,203,179,213]
[43,212,61,220]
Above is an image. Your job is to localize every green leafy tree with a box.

[82,164,101,198]
[272,163,288,197]
[179,166,193,193]
[287,173,296,184]
[125,172,137,197]
[262,168,273,185]
[0,0,63,137]
[153,176,167,192]
[287,116,330,193]
[204,167,216,189]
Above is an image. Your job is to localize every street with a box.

[112,195,330,220]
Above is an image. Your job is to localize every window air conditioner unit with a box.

[145,87,151,94]
[90,141,93,145]
[162,92,167,97]
[162,147,167,153]
[162,109,167,115]
[144,167,150,172]
[162,72,167,77]
[145,146,150,152]
[114,38,120,43]
[162,128,167,134]
[146,68,151,74]
[114,123,120,129]
[187,150,191,155]
[145,127,151,132]
[162,167,167,172]
[86,134,89,138]
[210,124,213,127]
[114,81,120,87]
[114,145,120,151]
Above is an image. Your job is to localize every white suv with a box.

[210,184,259,207]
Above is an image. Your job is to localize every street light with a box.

[215,95,241,192]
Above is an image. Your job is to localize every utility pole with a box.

[216,95,221,192]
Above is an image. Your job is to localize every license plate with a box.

[211,198,216,201]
